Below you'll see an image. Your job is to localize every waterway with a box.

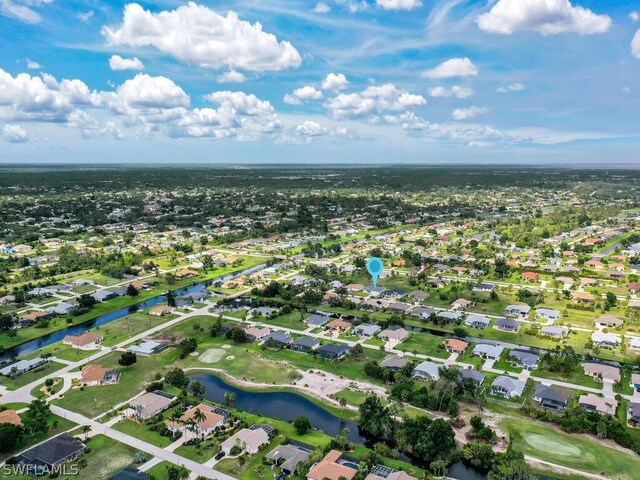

[190,373,487,480]
[0,263,265,362]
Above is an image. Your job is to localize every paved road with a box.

[50,405,233,480]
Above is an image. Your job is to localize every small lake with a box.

[190,373,487,480]
[0,263,265,362]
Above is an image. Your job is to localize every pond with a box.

[190,373,487,480]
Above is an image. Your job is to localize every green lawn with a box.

[259,311,307,331]
[146,461,189,480]
[501,417,639,480]
[53,351,177,418]
[111,419,173,447]
[531,365,602,390]
[395,332,449,359]
[0,361,66,390]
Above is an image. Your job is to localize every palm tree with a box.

[81,425,90,441]
[224,391,237,407]
[338,397,347,420]
[169,411,182,440]
[192,408,207,440]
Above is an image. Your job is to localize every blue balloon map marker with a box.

[367,257,384,287]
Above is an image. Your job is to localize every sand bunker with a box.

[199,348,226,364]
[525,433,581,457]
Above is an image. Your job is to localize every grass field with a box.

[53,351,176,418]
[0,361,66,390]
[112,419,173,447]
[501,417,639,480]
[395,332,450,359]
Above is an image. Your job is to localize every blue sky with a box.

[1,0,640,164]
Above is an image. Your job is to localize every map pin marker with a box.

[367,257,384,287]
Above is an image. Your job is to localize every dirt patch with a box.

[198,348,226,364]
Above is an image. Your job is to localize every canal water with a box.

[0,264,265,362]
[190,373,487,480]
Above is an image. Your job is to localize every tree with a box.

[126,284,139,297]
[190,380,205,397]
[224,391,237,407]
[166,368,189,389]
[82,425,91,441]
[462,441,495,471]
[294,416,311,435]
[166,290,176,307]
[339,397,347,420]
[118,351,137,368]
[0,423,23,452]
[192,408,206,439]
[400,417,456,463]
[358,396,395,442]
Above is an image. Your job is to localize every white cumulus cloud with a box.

[428,85,473,99]
[102,2,301,72]
[452,106,488,120]
[497,82,525,93]
[326,83,426,120]
[3,123,28,143]
[422,58,478,79]
[217,71,248,83]
[477,0,611,36]
[105,74,190,113]
[109,55,145,71]
[284,86,323,105]
[631,12,639,23]
[322,73,349,91]
[0,69,100,122]
[376,0,422,11]
[296,120,327,136]
[632,30,640,59]
[313,2,331,13]
[25,58,41,69]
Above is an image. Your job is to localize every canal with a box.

[190,373,487,480]
[0,263,265,362]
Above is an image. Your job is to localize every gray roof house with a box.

[436,311,463,322]
[265,442,312,475]
[291,336,319,352]
[628,402,640,427]
[458,369,485,386]
[491,376,526,398]
[380,355,409,370]
[535,308,560,322]
[504,304,531,318]
[0,357,46,378]
[540,326,569,338]
[473,343,504,360]
[127,340,167,356]
[45,302,76,316]
[412,361,441,381]
[265,331,293,346]
[13,433,85,476]
[353,324,382,338]
[508,350,539,370]
[304,315,330,327]
[465,314,491,329]
[92,290,119,302]
[533,385,568,410]
[494,317,521,333]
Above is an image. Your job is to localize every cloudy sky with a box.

[1,0,640,164]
